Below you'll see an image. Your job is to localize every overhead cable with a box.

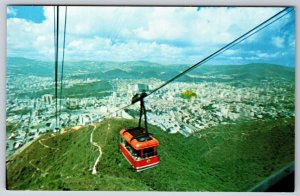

[101,7,293,119]
[54,6,59,128]
[147,7,293,97]
[59,6,68,124]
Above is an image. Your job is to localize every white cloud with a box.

[128,7,282,46]
[65,39,182,63]
[222,49,238,56]
[272,36,285,48]
[288,35,295,47]
[7,6,292,64]
[257,52,280,58]
[7,16,54,59]
[230,56,243,60]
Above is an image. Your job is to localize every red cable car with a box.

[119,128,159,172]
[119,91,160,172]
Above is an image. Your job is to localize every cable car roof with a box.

[120,128,159,150]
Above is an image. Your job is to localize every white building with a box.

[41,94,53,105]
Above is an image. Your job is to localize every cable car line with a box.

[53,7,56,61]
[100,7,293,120]
[146,7,292,97]
[59,6,68,125]
[49,6,293,171]
[54,6,59,129]
[102,103,133,119]
[115,7,293,171]
[206,7,294,65]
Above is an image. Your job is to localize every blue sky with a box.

[7,6,45,23]
[7,6,295,66]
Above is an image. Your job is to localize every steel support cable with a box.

[101,7,293,120]
[101,103,133,119]
[109,10,121,43]
[53,6,57,127]
[197,7,294,69]
[98,11,135,119]
[59,6,68,124]
[54,6,59,128]
[147,7,292,97]
[111,10,133,44]
[53,7,56,58]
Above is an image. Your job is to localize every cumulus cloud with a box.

[7,17,54,59]
[257,52,281,58]
[272,36,285,48]
[7,6,295,66]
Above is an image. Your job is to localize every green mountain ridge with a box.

[6,118,294,191]
[7,57,294,83]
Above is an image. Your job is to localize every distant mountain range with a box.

[7,57,295,83]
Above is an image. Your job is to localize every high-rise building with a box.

[41,94,53,105]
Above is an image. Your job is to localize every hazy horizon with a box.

[6,56,296,68]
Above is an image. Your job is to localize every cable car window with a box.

[143,147,155,158]
[125,142,133,152]
[132,148,142,160]
[124,141,142,160]
[119,136,125,145]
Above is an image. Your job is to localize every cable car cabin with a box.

[119,127,159,172]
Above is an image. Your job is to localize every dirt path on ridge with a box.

[90,122,111,175]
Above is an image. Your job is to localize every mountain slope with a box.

[6,118,294,191]
[7,57,294,83]
[7,57,53,77]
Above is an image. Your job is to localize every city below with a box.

[6,72,294,157]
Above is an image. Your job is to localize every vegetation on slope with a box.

[6,118,294,191]
[16,80,112,99]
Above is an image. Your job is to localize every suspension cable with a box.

[102,103,133,119]
[101,7,293,119]
[147,7,293,97]
[193,7,294,71]
[54,6,59,128]
[53,7,56,60]
[59,6,68,125]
